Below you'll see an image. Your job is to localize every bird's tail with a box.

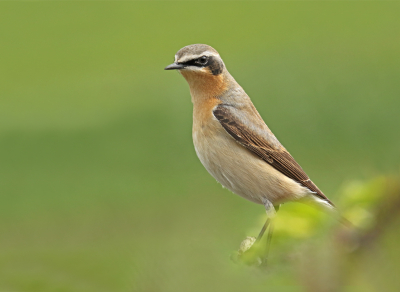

[300,195,354,228]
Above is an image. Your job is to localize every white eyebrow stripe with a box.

[177,51,219,63]
[202,51,219,57]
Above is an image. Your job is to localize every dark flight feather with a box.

[213,104,334,206]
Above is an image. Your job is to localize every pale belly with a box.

[192,119,310,206]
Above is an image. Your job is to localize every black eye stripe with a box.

[181,59,200,66]
[180,56,208,67]
[177,56,223,75]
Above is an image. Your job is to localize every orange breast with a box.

[180,69,229,139]
[181,70,228,98]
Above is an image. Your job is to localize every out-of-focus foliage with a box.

[236,176,400,291]
[1,2,400,292]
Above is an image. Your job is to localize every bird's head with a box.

[165,44,225,76]
[165,44,229,99]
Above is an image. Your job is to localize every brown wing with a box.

[213,104,334,206]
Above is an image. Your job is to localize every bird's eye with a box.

[197,56,208,65]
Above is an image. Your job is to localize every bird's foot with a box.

[230,236,265,266]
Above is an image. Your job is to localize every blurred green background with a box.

[1,2,400,292]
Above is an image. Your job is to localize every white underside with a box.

[193,116,314,206]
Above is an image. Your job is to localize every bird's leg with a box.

[256,199,279,262]
[239,200,279,265]
[255,199,276,242]
[256,218,270,243]
[263,220,275,264]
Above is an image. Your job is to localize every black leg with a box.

[264,220,275,262]
[257,200,279,243]
[256,203,280,262]
[256,218,270,243]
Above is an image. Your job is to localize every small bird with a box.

[165,44,336,253]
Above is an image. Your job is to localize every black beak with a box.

[164,63,185,70]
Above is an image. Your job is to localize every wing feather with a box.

[213,104,333,206]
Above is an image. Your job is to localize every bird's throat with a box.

[181,71,228,104]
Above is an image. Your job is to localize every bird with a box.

[164,44,336,256]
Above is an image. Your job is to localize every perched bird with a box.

[165,44,336,251]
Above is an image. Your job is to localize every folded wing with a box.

[213,104,334,206]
